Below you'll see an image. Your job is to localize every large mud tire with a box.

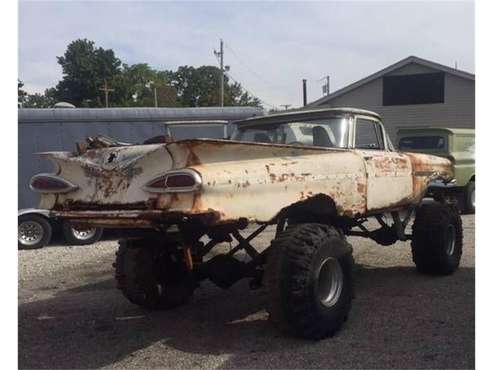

[266,223,354,340]
[114,239,195,310]
[412,202,463,275]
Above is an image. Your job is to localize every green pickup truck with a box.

[397,127,475,214]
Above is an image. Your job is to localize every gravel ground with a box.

[19,215,475,369]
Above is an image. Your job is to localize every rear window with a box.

[398,136,446,150]
[168,124,226,140]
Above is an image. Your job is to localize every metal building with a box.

[18,106,264,209]
[307,56,475,143]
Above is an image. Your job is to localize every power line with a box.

[212,41,277,109]
[225,71,278,110]
[219,40,328,106]
[226,72,276,109]
[223,42,282,89]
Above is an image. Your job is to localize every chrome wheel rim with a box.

[317,257,344,307]
[445,224,457,256]
[18,221,44,246]
[71,226,97,241]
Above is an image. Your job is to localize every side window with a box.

[355,119,384,150]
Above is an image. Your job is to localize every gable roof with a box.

[308,56,475,107]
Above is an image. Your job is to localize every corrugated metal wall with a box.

[319,63,475,144]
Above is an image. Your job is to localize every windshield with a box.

[232,117,350,148]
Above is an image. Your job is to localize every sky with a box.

[18,1,475,109]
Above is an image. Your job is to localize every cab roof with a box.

[234,107,381,128]
[165,120,228,126]
[396,127,475,136]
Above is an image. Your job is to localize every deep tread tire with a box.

[464,181,475,214]
[61,220,103,245]
[114,239,195,310]
[266,223,354,340]
[412,202,463,275]
[18,214,52,250]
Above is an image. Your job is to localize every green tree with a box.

[54,39,121,107]
[167,65,262,107]
[113,64,178,107]
[18,79,27,106]
[30,38,261,109]
[23,89,57,108]
[226,81,262,107]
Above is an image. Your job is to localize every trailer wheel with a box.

[18,214,52,250]
[114,239,195,310]
[61,220,103,245]
[412,202,463,275]
[266,223,353,340]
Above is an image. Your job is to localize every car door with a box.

[353,117,413,211]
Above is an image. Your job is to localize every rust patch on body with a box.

[186,150,202,167]
[357,182,365,194]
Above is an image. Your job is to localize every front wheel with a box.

[265,223,354,340]
[18,214,52,250]
[62,220,103,245]
[412,202,463,275]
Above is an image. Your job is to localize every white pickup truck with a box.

[30,107,462,339]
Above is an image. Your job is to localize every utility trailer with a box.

[18,106,264,249]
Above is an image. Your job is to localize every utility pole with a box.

[99,79,114,108]
[280,104,291,110]
[302,79,307,106]
[154,87,158,107]
[214,39,225,107]
[322,75,330,95]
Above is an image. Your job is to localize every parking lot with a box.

[19,215,474,369]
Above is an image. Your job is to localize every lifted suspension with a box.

[347,208,415,246]
[190,223,270,289]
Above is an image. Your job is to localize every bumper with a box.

[428,178,458,189]
[50,209,222,228]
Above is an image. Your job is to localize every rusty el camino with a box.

[30,107,462,339]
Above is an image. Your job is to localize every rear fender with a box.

[276,193,339,224]
[18,208,51,218]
